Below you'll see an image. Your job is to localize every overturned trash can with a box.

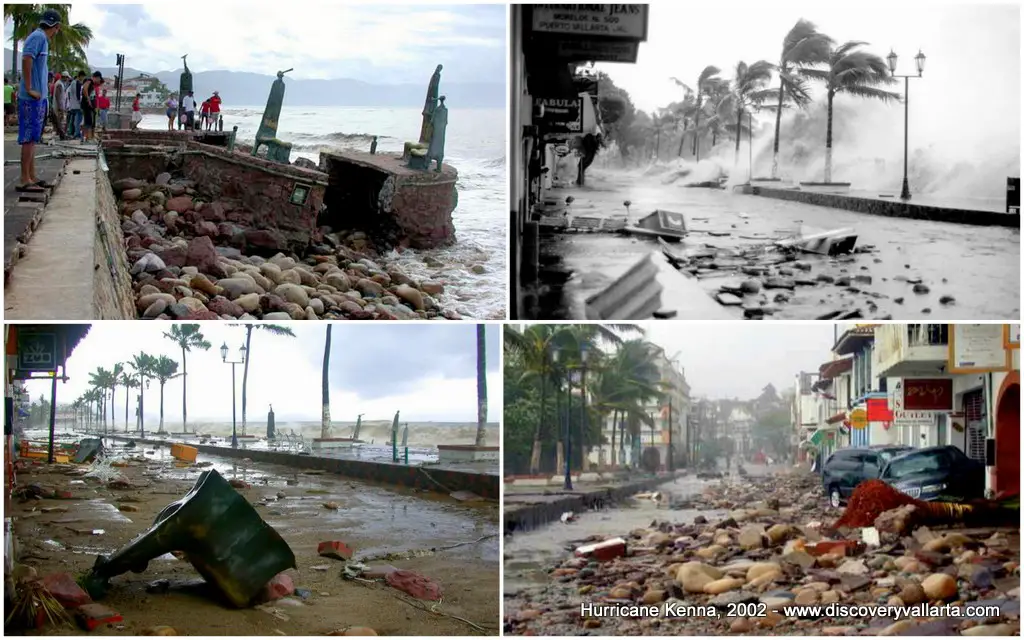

[83,469,296,607]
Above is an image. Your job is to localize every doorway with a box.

[995,375,1020,497]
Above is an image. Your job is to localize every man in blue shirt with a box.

[17,9,60,193]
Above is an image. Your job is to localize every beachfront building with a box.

[871,324,1020,498]
[793,370,823,459]
[509,4,650,319]
[121,75,168,107]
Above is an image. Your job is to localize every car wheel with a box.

[829,486,842,509]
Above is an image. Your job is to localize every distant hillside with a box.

[4,50,504,108]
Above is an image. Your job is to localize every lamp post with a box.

[579,344,589,475]
[220,341,247,449]
[886,49,926,201]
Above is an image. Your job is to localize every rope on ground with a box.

[355,534,497,563]
[345,577,494,633]
[417,467,453,493]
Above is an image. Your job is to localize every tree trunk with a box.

[159,382,165,432]
[125,388,130,432]
[139,376,145,435]
[241,326,252,436]
[655,129,661,160]
[825,90,835,183]
[734,108,743,168]
[181,346,188,433]
[771,75,785,179]
[611,409,618,467]
[529,373,545,475]
[321,325,332,439]
[10,23,19,87]
[111,386,116,430]
[475,325,487,448]
[693,94,702,159]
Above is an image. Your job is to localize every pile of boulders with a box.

[113,174,457,321]
[505,472,1020,636]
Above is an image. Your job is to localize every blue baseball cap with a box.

[40,9,61,28]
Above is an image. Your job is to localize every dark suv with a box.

[879,445,985,502]
[822,446,913,508]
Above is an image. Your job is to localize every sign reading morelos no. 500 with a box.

[531,5,650,40]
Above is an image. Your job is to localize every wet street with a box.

[535,171,1019,320]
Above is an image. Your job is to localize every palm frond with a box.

[839,85,902,103]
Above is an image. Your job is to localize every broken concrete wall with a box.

[321,151,457,250]
[180,144,327,253]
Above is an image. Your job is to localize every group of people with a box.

[164,90,221,132]
[48,70,109,141]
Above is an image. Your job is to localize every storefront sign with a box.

[865,396,892,422]
[903,378,953,411]
[535,97,582,139]
[849,408,868,429]
[892,410,936,427]
[948,324,1011,373]
[554,38,640,63]
[16,331,57,372]
[531,4,649,40]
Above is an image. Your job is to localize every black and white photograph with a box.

[509,3,1020,321]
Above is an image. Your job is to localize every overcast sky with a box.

[645,323,837,399]
[5,2,505,84]
[598,2,1020,120]
[20,323,500,424]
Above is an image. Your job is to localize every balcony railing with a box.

[907,324,949,347]
[874,324,949,378]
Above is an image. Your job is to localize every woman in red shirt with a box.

[131,93,142,130]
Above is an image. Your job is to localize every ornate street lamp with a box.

[887,49,926,200]
[221,341,247,448]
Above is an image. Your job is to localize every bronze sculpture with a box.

[427,96,448,172]
[253,69,294,163]
[419,64,442,145]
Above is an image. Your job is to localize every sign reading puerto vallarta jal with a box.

[532,4,650,40]
[949,324,1011,373]
[903,378,953,411]
[535,97,582,139]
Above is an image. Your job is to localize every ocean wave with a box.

[481,156,505,168]
[290,131,394,143]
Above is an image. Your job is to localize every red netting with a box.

[833,479,926,528]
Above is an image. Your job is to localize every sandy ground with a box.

[9,448,499,636]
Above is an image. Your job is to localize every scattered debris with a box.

[75,603,124,632]
[318,540,355,561]
[386,569,443,601]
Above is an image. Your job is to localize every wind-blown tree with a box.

[769,19,834,179]
[151,356,181,434]
[719,60,776,168]
[129,353,157,436]
[120,371,137,432]
[674,66,721,161]
[475,325,488,448]
[668,82,696,157]
[5,5,93,79]
[88,367,114,433]
[163,324,211,433]
[801,41,900,183]
[109,363,124,430]
[321,325,332,439]
[231,324,295,436]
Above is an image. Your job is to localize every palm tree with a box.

[769,19,834,179]
[672,66,721,162]
[88,367,114,433]
[163,324,211,433]
[475,325,488,447]
[590,340,664,467]
[120,371,137,431]
[129,353,157,436]
[667,82,697,157]
[719,60,776,169]
[321,325,332,439]
[230,324,296,436]
[5,5,93,79]
[151,356,181,434]
[802,41,900,183]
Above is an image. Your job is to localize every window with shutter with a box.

[963,389,986,462]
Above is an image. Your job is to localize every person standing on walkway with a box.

[49,71,67,139]
[130,92,142,130]
[66,70,83,139]
[4,74,15,126]
[165,94,177,131]
[79,71,103,142]
[16,9,60,193]
[199,97,210,129]
[96,88,110,131]
[182,90,196,130]
[207,90,221,131]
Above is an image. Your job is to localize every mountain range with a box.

[3,50,504,108]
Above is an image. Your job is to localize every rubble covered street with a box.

[7,447,499,636]
[504,469,1020,636]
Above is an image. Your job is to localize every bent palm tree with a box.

[88,367,114,433]
[109,363,124,430]
[129,353,157,436]
[674,66,721,162]
[119,371,137,432]
[770,19,833,179]
[230,323,296,436]
[151,356,181,434]
[163,324,211,433]
[721,60,776,169]
[802,41,900,183]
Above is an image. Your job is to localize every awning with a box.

[834,325,877,355]
[819,357,853,380]
[826,412,847,425]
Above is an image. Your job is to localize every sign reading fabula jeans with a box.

[535,97,582,140]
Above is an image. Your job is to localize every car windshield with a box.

[885,451,944,480]
[878,448,909,463]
